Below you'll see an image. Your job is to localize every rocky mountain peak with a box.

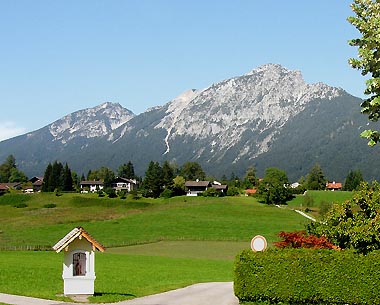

[244,63,341,100]
[154,64,345,161]
[246,63,300,77]
[1,63,366,182]
[49,102,135,143]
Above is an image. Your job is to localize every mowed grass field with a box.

[0,193,311,248]
[0,191,352,303]
[288,190,353,209]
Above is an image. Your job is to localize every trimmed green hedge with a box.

[234,249,380,304]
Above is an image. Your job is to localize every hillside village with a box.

[0,154,350,202]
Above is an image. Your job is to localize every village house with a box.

[80,177,137,193]
[21,176,44,193]
[4,182,22,190]
[326,181,342,191]
[212,181,228,194]
[111,177,137,193]
[245,188,257,196]
[29,176,44,192]
[80,180,104,193]
[0,183,9,194]
[185,180,211,196]
[185,180,228,196]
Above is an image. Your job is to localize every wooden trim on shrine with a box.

[53,226,105,253]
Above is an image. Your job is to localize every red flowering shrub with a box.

[274,230,339,250]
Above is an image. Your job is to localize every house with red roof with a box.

[0,184,9,194]
[245,189,257,196]
[326,181,342,191]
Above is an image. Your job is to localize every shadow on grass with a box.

[90,292,136,303]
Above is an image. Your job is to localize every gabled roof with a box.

[5,182,22,188]
[52,226,105,253]
[185,181,211,187]
[29,176,43,183]
[0,184,9,191]
[113,177,137,184]
[33,180,43,186]
[213,184,228,190]
[326,181,342,189]
[80,180,104,186]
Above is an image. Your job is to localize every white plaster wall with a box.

[62,238,96,295]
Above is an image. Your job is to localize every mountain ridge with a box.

[0,64,377,182]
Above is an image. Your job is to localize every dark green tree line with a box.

[117,161,136,179]
[343,169,364,191]
[142,161,163,198]
[42,161,73,192]
[306,164,327,190]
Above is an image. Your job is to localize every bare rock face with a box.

[1,63,373,181]
[154,64,343,162]
[49,102,135,143]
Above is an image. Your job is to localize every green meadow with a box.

[288,190,353,208]
[0,191,351,303]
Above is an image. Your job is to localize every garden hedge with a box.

[234,249,380,304]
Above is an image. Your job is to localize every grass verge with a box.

[0,249,233,303]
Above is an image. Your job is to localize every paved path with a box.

[0,282,239,305]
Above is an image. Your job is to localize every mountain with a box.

[49,102,135,143]
[0,64,378,181]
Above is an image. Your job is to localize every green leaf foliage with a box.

[348,0,380,145]
[306,163,327,190]
[117,161,135,179]
[234,248,380,304]
[0,155,27,183]
[343,169,364,191]
[42,161,73,192]
[257,167,292,205]
[179,161,206,181]
[308,181,380,253]
[142,161,163,198]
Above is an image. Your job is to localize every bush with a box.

[160,188,173,198]
[227,186,240,196]
[319,200,332,216]
[14,203,28,208]
[54,188,62,197]
[303,192,314,207]
[104,187,117,198]
[291,185,306,195]
[308,181,380,254]
[43,203,56,208]
[234,249,380,304]
[273,231,337,249]
[118,190,127,199]
[129,189,140,200]
[202,188,220,197]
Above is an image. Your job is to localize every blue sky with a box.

[0,0,365,141]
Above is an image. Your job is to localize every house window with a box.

[73,252,86,276]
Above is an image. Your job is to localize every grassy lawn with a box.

[0,250,233,303]
[287,190,353,219]
[288,190,353,207]
[108,240,249,260]
[0,191,351,303]
[0,193,309,249]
